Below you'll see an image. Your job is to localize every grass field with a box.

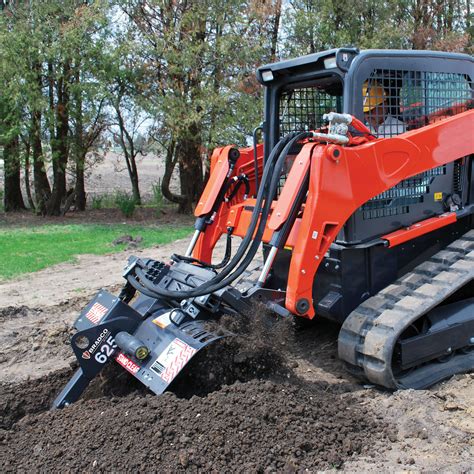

[0,224,193,280]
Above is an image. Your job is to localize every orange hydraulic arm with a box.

[192,109,474,318]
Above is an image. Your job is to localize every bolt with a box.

[446,347,452,354]
[469,337,474,345]
[301,269,306,274]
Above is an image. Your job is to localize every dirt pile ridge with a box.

[0,371,389,472]
[171,306,297,398]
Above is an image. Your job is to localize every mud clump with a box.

[0,377,389,471]
[0,305,35,322]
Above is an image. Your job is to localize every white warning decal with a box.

[150,338,196,383]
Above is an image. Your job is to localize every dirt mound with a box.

[0,364,149,430]
[172,308,295,397]
[0,369,71,430]
[0,374,389,472]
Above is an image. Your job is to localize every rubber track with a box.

[338,229,474,389]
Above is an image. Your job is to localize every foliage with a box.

[114,191,136,217]
[152,179,165,212]
[0,0,110,214]
[0,223,193,279]
[120,0,277,211]
[1,0,472,215]
[282,0,473,56]
[91,195,104,210]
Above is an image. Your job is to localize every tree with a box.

[1,0,110,215]
[282,0,472,56]
[1,123,26,212]
[111,90,148,205]
[70,61,108,212]
[0,4,28,211]
[101,25,149,205]
[123,0,268,213]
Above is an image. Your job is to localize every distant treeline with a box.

[1,0,472,215]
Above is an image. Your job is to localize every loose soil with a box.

[0,373,388,472]
[0,238,473,471]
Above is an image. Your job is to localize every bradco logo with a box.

[80,329,110,361]
[89,329,110,353]
[78,328,118,365]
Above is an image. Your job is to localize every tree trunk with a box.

[270,0,282,60]
[121,142,141,205]
[47,60,71,216]
[31,111,51,215]
[3,135,26,212]
[161,139,188,206]
[176,123,203,214]
[130,159,141,205]
[115,104,142,204]
[74,153,86,211]
[23,141,35,209]
[128,139,141,205]
[73,65,86,211]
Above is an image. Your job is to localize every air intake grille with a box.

[453,160,465,196]
[361,166,446,220]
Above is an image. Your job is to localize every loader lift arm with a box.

[191,109,474,318]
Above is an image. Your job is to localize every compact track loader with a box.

[54,49,474,408]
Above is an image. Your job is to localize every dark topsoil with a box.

[0,373,389,472]
[0,310,392,472]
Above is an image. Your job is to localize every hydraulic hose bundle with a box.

[128,131,312,299]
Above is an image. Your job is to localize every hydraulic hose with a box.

[130,131,310,299]
[208,131,312,289]
[163,133,295,280]
[131,131,309,298]
[171,229,233,270]
[252,125,263,194]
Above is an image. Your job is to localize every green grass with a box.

[0,224,193,280]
